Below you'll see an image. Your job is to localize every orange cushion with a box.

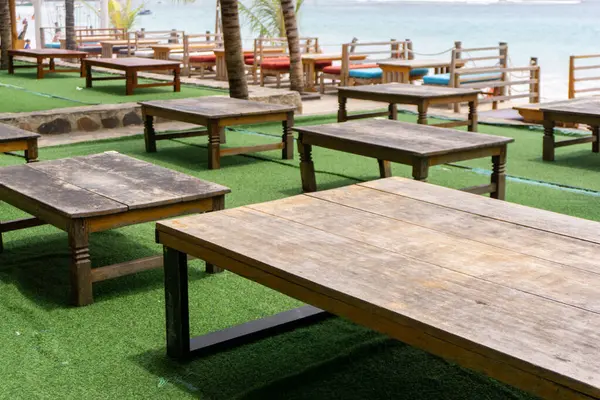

[189,54,216,63]
[261,60,290,70]
[322,63,379,75]
[246,56,289,66]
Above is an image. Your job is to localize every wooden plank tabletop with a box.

[338,83,480,98]
[0,123,40,143]
[539,97,600,118]
[84,57,180,68]
[294,119,513,156]
[0,151,229,217]
[157,176,600,399]
[8,49,87,56]
[377,58,452,68]
[139,97,296,118]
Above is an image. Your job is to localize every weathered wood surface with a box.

[8,49,87,56]
[540,97,600,118]
[0,123,40,143]
[139,97,296,119]
[157,176,600,399]
[1,151,229,216]
[294,119,512,156]
[338,83,479,98]
[84,57,180,69]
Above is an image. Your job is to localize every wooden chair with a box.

[178,32,223,77]
[568,54,600,99]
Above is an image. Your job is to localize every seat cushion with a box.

[348,68,382,79]
[261,60,290,70]
[189,54,217,63]
[315,60,333,70]
[322,63,379,75]
[133,50,154,58]
[423,72,500,85]
[410,68,429,77]
[44,42,61,49]
[77,46,102,54]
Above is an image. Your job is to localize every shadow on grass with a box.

[530,148,600,173]
[132,318,535,400]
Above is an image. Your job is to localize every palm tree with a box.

[239,0,303,38]
[221,0,248,99]
[280,0,303,92]
[0,0,10,69]
[65,0,76,50]
[108,0,143,30]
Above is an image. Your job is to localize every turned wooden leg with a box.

[85,63,92,88]
[338,95,348,122]
[143,113,157,153]
[8,54,14,74]
[417,103,428,125]
[298,135,317,192]
[205,195,225,274]
[36,57,44,79]
[164,245,191,359]
[125,70,134,95]
[491,146,508,200]
[69,220,93,306]
[173,67,181,92]
[388,104,398,120]
[25,139,38,163]
[543,119,556,161]
[468,100,478,132]
[79,58,86,77]
[378,160,392,178]
[592,126,599,153]
[412,157,429,182]
[282,112,294,160]
[208,123,221,170]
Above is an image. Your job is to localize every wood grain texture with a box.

[0,124,41,143]
[338,83,480,98]
[540,97,600,118]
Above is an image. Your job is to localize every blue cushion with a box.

[410,68,429,77]
[423,72,500,85]
[44,43,61,49]
[349,68,382,79]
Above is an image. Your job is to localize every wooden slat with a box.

[220,142,283,156]
[574,87,600,94]
[574,76,600,82]
[460,79,537,89]
[455,66,538,75]
[91,255,163,282]
[480,93,537,103]
[573,64,600,71]
[554,136,595,148]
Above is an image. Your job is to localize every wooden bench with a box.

[179,32,222,77]
[157,176,600,400]
[0,124,40,163]
[255,37,320,87]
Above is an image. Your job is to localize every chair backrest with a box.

[182,32,223,70]
[250,37,319,79]
[75,27,127,44]
[125,30,185,56]
[568,54,600,99]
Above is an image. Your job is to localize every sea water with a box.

[17,0,600,99]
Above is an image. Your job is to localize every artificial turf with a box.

[1,113,599,399]
[0,69,227,113]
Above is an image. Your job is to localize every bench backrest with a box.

[568,54,600,99]
[75,28,126,44]
[124,30,185,56]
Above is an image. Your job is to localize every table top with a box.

[377,58,452,68]
[0,123,40,143]
[84,57,180,68]
[540,97,600,118]
[139,97,296,118]
[0,151,229,218]
[338,83,480,99]
[8,49,87,56]
[294,119,512,156]
[157,176,600,399]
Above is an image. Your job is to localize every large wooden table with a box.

[295,119,513,199]
[0,151,229,306]
[157,176,600,400]
[83,57,181,95]
[301,53,367,92]
[540,97,600,161]
[0,124,40,163]
[100,39,160,58]
[8,49,87,79]
[140,97,296,170]
[377,58,455,83]
[338,83,480,130]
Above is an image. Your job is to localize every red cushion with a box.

[189,54,217,63]
[315,60,333,70]
[321,63,379,75]
[261,60,290,70]
[246,56,289,66]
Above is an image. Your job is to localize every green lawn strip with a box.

[0,69,226,112]
[0,88,81,112]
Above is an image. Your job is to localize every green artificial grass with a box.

[1,114,599,399]
[0,69,226,113]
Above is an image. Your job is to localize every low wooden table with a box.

[157,176,600,400]
[295,119,513,199]
[140,97,296,170]
[301,53,367,92]
[100,39,160,58]
[8,49,87,79]
[83,57,181,95]
[377,58,455,83]
[338,83,480,130]
[0,124,40,163]
[0,151,229,306]
[540,97,600,161]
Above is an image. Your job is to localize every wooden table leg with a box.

[8,54,14,74]
[378,160,392,178]
[282,111,294,160]
[25,139,38,163]
[36,57,44,79]
[125,70,134,95]
[468,99,478,132]
[417,102,428,125]
[143,112,157,153]
[305,62,316,92]
[338,95,348,122]
[85,62,93,88]
[164,245,191,359]
[79,57,86,77]
[173,67,181,92]
[388,104,398,120]
[205,195,225,274]
[491,146,507,200]
[49,58,56,72]
[298,135,317,192]
[543,118,556,161]
[592,126,599,153]
[69,220,93,306]
[208,122,221,170]
[412,157,429,182]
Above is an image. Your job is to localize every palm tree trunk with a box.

[281,0,303,93]
[65,0,76,50]
[220,0,248,99]
[0,0,10,70]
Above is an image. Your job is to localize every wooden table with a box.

[151,43,215,60]
[140,97,296,170]
[157,176,600,400]
[100,39,160,58]
[338,83,480,130]
[83,58,181,95]
[301,53,367,92]
[295,119,512,199]
[0,124,40,163]
[8,49,87,79]
[377,58,454,83]
[540,97,600,161]
[0,151,229,306]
